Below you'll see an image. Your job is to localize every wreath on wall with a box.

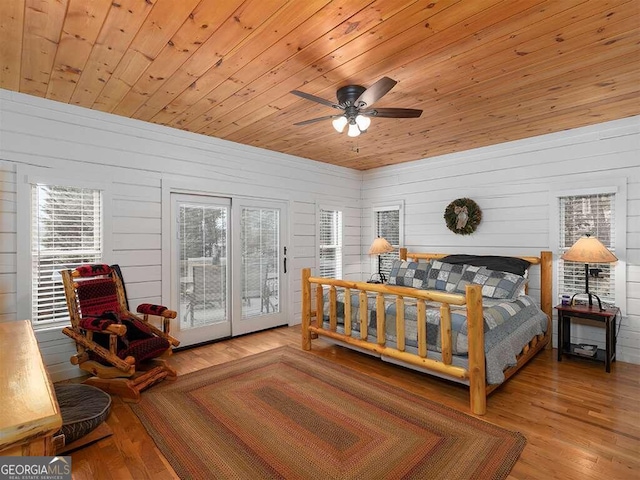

[444,198,482,235]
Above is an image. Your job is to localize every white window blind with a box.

[558,193,615,305]
[31,184,103,325]
[241,206,280,318]
[374,207,400,278]
[319,209,343,278]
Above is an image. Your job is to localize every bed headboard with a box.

[398,248,553,325]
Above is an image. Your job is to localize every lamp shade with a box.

[347,122,361,137]
[369,237,394,255]
[355,115,371,131]
[561,235,617,263]
[332,116,348,133]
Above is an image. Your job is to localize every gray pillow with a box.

[388,259,431,288]
[456,265,527,299]
[425,260,466,292]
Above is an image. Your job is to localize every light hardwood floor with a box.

[68,325,639,480]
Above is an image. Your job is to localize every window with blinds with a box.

[31,184,102,325]
[558,193,615,305]
[319,209,343,278]
[373,207,401,278]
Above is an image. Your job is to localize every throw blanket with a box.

[324,292,540,355]
[323,291,548,384]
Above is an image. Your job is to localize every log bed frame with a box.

[301,249,553,415]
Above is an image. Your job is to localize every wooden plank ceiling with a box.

[1,0,639,170]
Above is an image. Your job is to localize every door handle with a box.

[283,247,287,273]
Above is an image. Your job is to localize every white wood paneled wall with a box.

[0,89,363,381]
[362,116,640,365]
[1,88,638,381]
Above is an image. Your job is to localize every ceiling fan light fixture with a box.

[347,122,361,137]
[332,116,348,133]
[355,114,371,131]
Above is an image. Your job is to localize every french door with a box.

[171,194,288,346]
[171,194,231,346]
[231,198,289,336]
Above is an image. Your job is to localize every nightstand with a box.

[555,303,620,372]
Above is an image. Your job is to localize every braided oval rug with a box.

[131,346,525,480]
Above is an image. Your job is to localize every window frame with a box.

[16,165,113,330]
[549,178,627,315]
[371,201,404,280]
[317,204,344,279]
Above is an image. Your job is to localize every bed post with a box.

[540,250,553,349]
[302,268,311,351]
[467,283,486,415]
[399,247,407,260]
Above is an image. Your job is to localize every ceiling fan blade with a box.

[355,77,397,108]
[293,114,342,126]
[362,108,423,118]
[291,90,341,109]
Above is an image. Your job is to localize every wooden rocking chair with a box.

[61,264,180,402]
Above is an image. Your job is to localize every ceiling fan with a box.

[291,77,423,137]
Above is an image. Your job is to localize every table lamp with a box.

[368,237,395,283]
[561,234,617,310]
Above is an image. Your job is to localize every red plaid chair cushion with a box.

[76,278,122,317]
[86,313,169,365]
[137,303,168,316]
[76,264,112,277]
[118,337,170,366]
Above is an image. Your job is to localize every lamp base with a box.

[570,292,605,311]
[368,273,384,284]
[376,255,387,284]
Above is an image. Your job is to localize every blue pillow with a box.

[456,265,527,299]
[388,259,431,288]
[424,260,466,292]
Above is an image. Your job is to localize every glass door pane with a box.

[172,194,231,346]
[232,198,288,336]
[241,207,280,318]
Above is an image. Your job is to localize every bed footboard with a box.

[301,268,488,414]
[301,250,552,416]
